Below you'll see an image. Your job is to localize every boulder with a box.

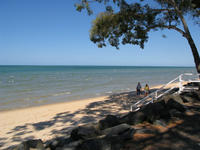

[75,139,110,150]
[45,137,72,150]
[13,139,44,150]
[140,100,169,123]
[102,123,135,140]
[135,128,156,134]
[166,99,186,112]
[154,119,167,127]
[98,115,120,130]
[70,124,100,141]
[165,95,184,104]
[120,100,171,125]
[169,109,184,118]
[55,146,74,150]
[119,112,137,124]
[181,91,200,103]
[75,123,135,150]
[120,111,146,125]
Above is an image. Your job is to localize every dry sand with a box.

[0,96,110,149]
[0,82,186,149]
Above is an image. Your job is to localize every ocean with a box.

[0,65,196,111]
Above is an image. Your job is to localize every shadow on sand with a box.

[4,88,200,150]
[3,90,142,149]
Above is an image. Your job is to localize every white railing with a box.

[130,73,200,112]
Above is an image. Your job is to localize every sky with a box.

[0,0,199,66]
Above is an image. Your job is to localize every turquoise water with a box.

[0,66,196,111]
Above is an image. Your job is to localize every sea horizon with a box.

[0,65,195,67]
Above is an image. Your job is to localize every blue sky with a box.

[0,0,199,66]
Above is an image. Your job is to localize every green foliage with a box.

[75,0,200,49]
[191,0,200,18]
[90,3,159,49]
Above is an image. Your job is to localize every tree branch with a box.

[151,8,175,12]
[162,25,186,36]
[146,25,186,37]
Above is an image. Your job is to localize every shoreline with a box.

[0,82,182,113]
[0,96,108,113]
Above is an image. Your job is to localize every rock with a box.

[166,99,186,112]
[102,123,135,140]
[75,139,110,150]
[119,111,146,125]
[54,145,76,150]
[55,147,74,150]
[98,115,120,130]
[181,91,200,103]
[169,95,184,104]
[48,140,82,150]
[120,100,171,125]
[119,112,135,124]
[70,124,100,141]
[135,128,156,134]
[141,100,169,123]
[13,139,44,150]
[76,134,130,150]
[45,137,72,150]
[169,109,184,118]
[154,119,167,127]
[75,123,135,150]
[132,111,146,124]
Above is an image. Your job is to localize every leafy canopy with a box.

[75,0,200,49]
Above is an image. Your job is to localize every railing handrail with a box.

[130,73,200,112]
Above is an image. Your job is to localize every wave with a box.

[105,91,113,94]
[53,91,71,96]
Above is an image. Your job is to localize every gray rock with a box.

[166,99,186,112]
[119,112,136,124]
[50,140,82,150]
[102,123,135,139]
[98,115,120,130]
[119,111,146,125]
[55,146,74,150]
[181,91,200,103]
[135,128,156,134]
[75,123,135,150]
[13,139,44,150]
[70,124,100,141]
[154,119,167,127]
[120,100,171,125]
[169,109,184,118]
[141,100,169,123]
[167,95,184,104]
[45,137,72,150]
[75,139,111,150]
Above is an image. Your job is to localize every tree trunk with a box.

[171,0,200,73]
[186,34,200,73]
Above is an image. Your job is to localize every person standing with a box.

[136,82,142,96]
[144,84,150,96]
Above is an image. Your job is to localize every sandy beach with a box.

[0,82,185,149]
[0,96,112,149]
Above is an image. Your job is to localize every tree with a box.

[75,0,200,73]
[192,0,200,8]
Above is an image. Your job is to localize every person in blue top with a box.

[136,82,142,96]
